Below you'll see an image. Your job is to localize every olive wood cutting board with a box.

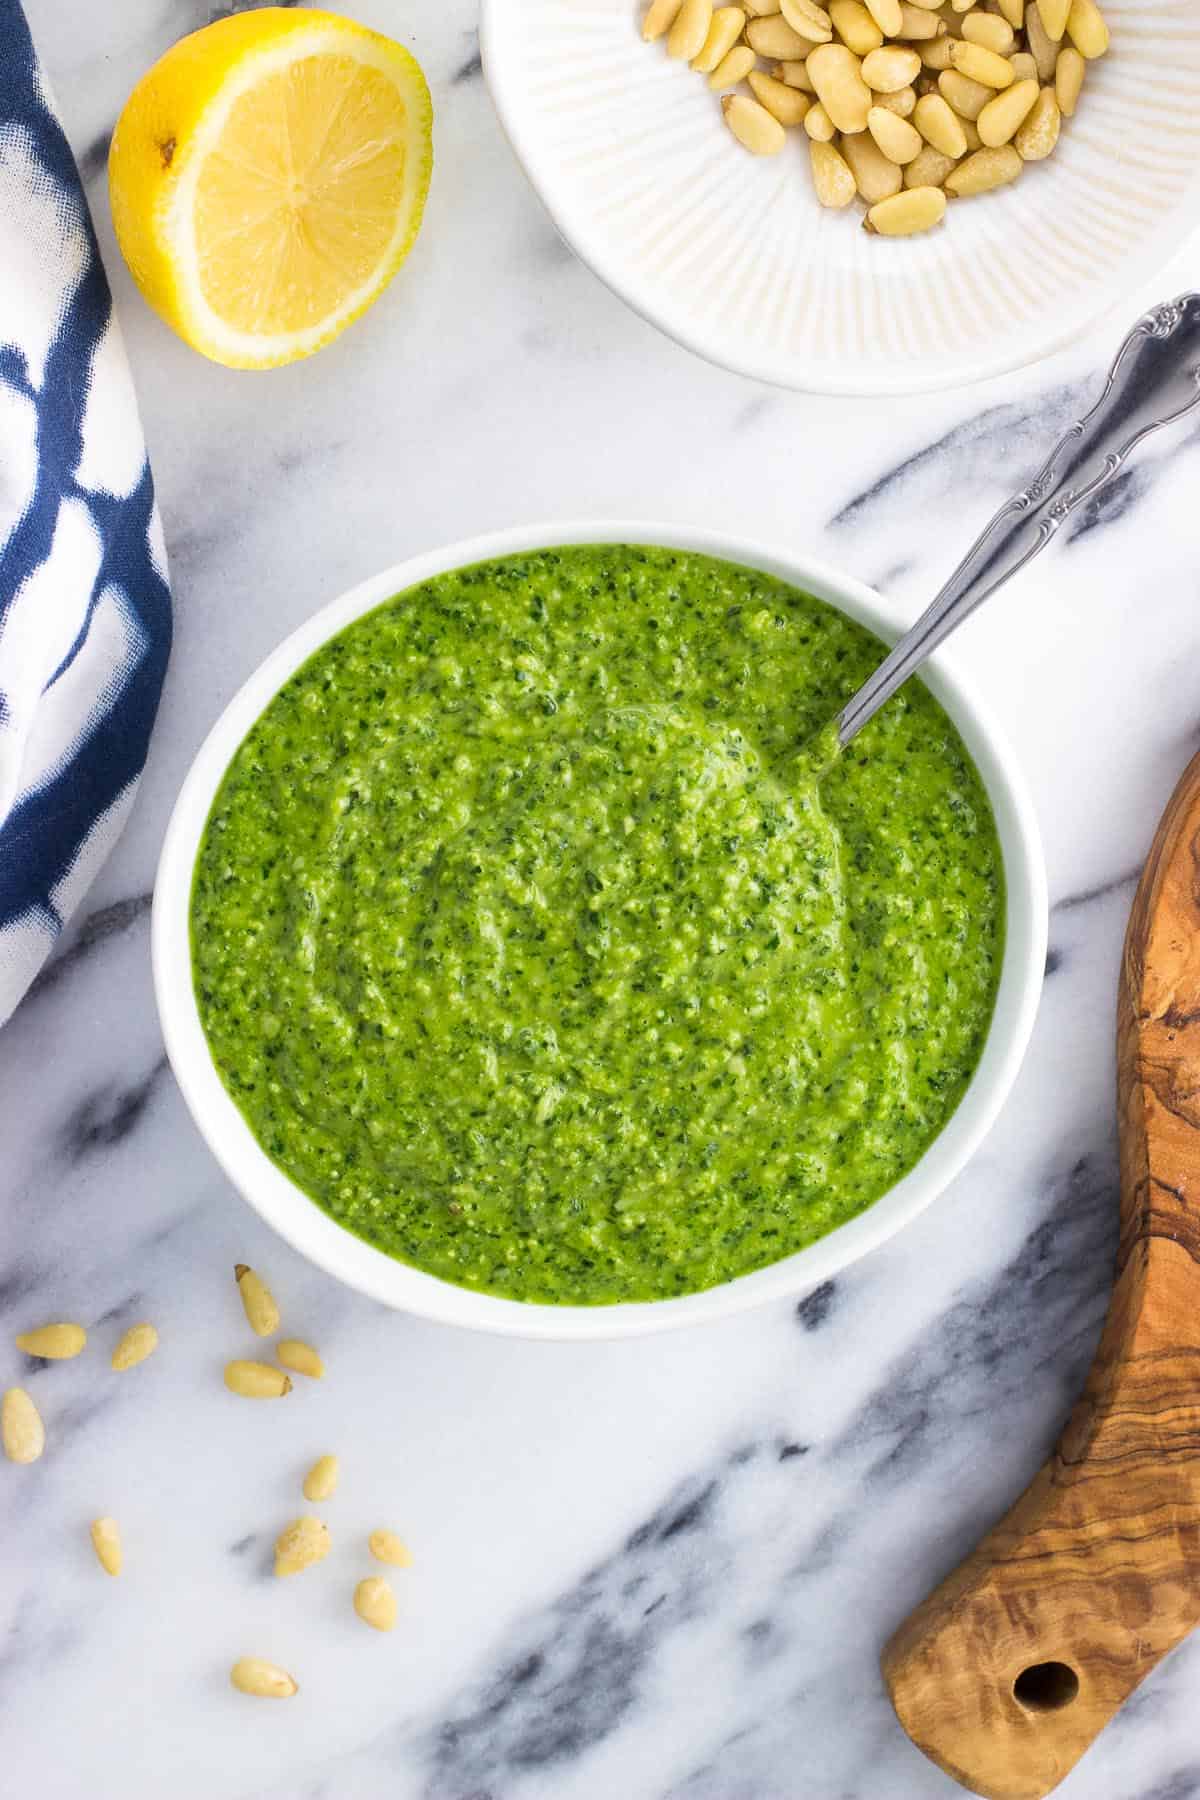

[882,749,1200,1799]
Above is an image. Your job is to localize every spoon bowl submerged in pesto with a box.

[184,542,1025,1310]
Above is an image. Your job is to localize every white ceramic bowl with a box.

[480,0,1200,395]
[153,522,1046,1338]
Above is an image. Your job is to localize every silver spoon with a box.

[836,293,1200,749]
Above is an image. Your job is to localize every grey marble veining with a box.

[7,1,1200,1796]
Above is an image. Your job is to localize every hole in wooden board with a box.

[1013,1661,1080,1713]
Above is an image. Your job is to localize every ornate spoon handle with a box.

[837,294,1200,748]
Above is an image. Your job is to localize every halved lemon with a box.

[109,9,432,369]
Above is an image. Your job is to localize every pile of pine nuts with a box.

[643,0,1109,235]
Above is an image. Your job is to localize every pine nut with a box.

[904,143,957,185]
[1055,44,1084,113]
[781,0,835,38]
[112,1323,158,1371]
[277,1339,324,1380]
[302,1454,339,1502]
[895,5,944,38]
[1066,0,1107,58]
[948,40,1014,85]
[944,143,1022,192]
[830,0,883,54]
[1025,4,1059,79]
[90,1517,121,1577]
[16,1323,86,1360]
[668,0,715,59]
[976,76,1038,144]
[913,91,967,154]
[861,44,920,88]
[996,0,1024,24]
[274,1515,331,1577]
[354,1576,397,1632]
[692,6,748,68]
[747,68,811,120]
[643,0,686,40]
[962,10,1015,54]
[709,44,758,84]
[2,1387,44,1463]
[867,105,923,161]
[772,57,816,87]
[842,128,904,198]
[938,67,991,116]
[368,1529,414,1568]
[722,91,788,149]
[745,14,811,54]
[1009,51,1037,81]
[807,42,872,129]
[809,136,857,203]
[1014,83,1060,156]
[1038,0,1070,37]
[863,0,902,32]
[918,35,954,66]
[231,1658,297,1699]
[235,1265,279,1338]
[224,1360,292,1399]
[864,185,946,232]
[803,100,836,137]
[875,83,916,114]
[902,0,943,10]
[744,0,782,13]
[959,113,982,148]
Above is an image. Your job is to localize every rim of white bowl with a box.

[478,1,1197,397]
[153,521,1047,1339]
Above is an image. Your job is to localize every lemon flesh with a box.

[109,10,432,369]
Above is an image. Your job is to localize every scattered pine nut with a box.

[1065,0,1107,59]
[15,1323,86,1360]
[692,4,748,69]
[302,1455,339,1503]
[1015,84,1060,157]
[2,1387,44,1463]
[368,1529,414,1568]
[809,136,857,204]
[354,1576,397,1633]
[803,100,836,138]
[1025,4,1060,80]
[996,0,1025,24]
[667,0,714,59]
[708,43,757,84]
[1009,50,1038,81]
[976,76,1038,145]
[722,92,787,151]
[1055,44,1084,113]
[864,184,947,233]
[274,1516,331,1577]
[938,67,991,118]
[962,10,1015,55]
[276,1340,324,1380]
[90,1517,122,1576]
[861,43,920,88]
[945,143,1023,192]
[913,91,968,155]
[234,1266,279,1338]
[745,13,811,55]
[231,1658,297,1699]
[874,84,916,115]
[867,104,922,162]
[1038,0,1070,36]
[918,35,954,68]
[807,42,872,130]
[894,6,944,40]
[224,1360,292,1399]
[112,1323,158,1371]
[830,0,883,55]
[863,0,902,33]
[771,57,816,88]
[643,0,685,40]
[841,127,903,199]
[781,0,835,40]
[948,40,1015,86]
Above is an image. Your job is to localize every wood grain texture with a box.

[881,749,1200,1800]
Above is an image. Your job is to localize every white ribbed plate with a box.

[481,0,1200,394]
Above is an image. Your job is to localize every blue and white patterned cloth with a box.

[0,0,171,1025]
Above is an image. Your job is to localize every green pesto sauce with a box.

[191,547,1004,1305]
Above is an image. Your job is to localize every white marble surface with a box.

[7,2,1200,1796]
